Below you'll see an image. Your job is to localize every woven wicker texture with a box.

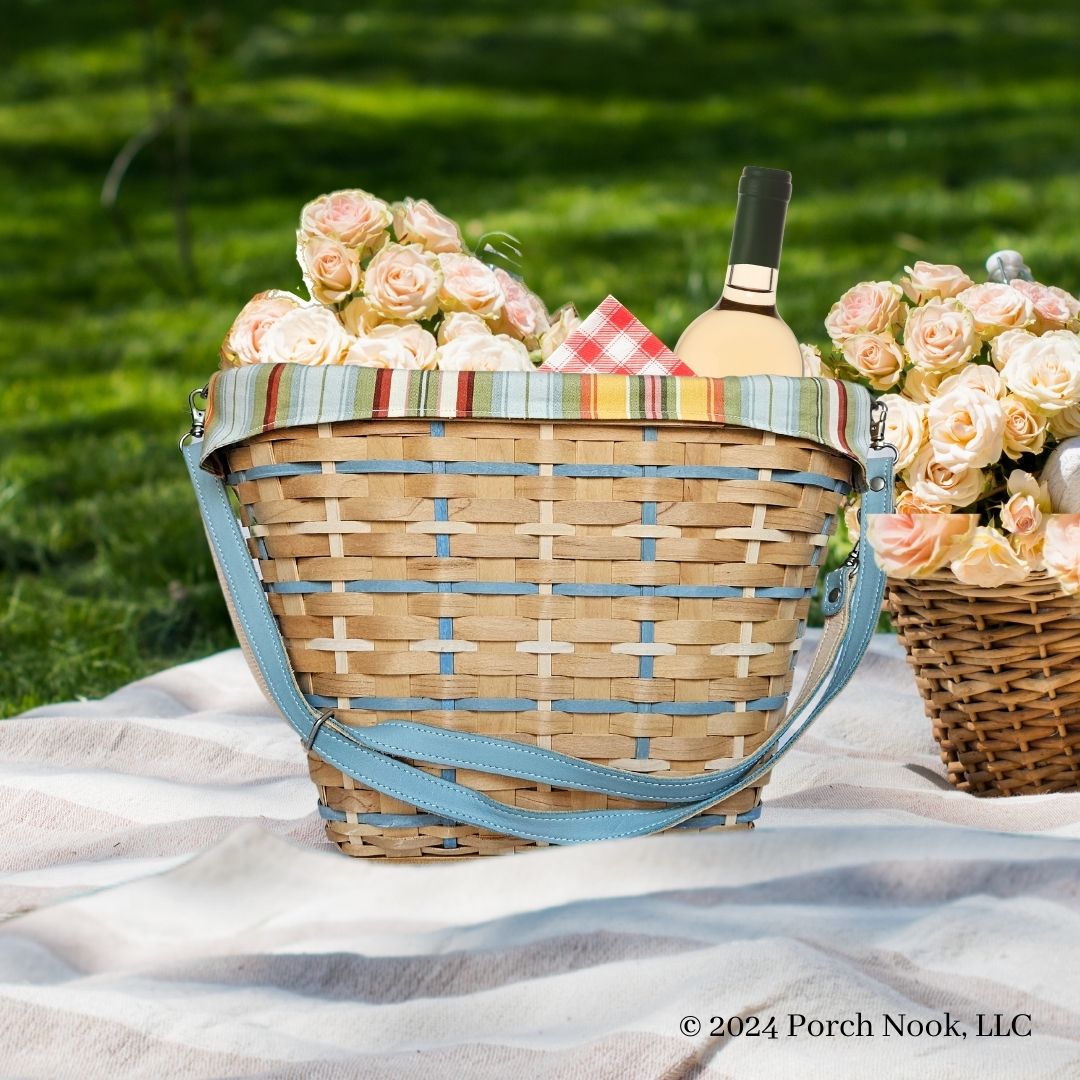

[222,418,852,858]
[887,574,1080,797]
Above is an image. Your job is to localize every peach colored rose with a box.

[902,298,979,373]
[343,323,437,370]
[1043,515,1080,595]
[1049,402,1080,439]
[392,198,463,254]
[300,189,391,251]
[999,469,1051,570]
[878,393,926,471]
[843,499,861,542]
[800,343,826,378]
[260,305,350,366]
[901,261,974,304]
[1000,330,1080,413]
[220,290,304,367]
[1010,279,1080,333]
[956,282,1034,339]
[895,487,947,514]
[1001,396,1048,459]
[494,268,549,345]
[824,281,904,342]
[989,328,1035,371]
[951,526,1029,587]
[337,296,380,337]
[298,235,361,305]
[906,444,985,509]
[540,304,582,360]
[840,332,905,390]
[436,333,534,372]
[937,363,1004,400]
[866,513,977,578]
[364,243,441,321]
[437,253,505,320]
[927,386,1005,470]
[902,366,948,404]
[437,312,493,345]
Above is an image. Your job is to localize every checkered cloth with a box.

[542,295,696,375]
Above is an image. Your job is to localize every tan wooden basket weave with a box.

[887,573,1080,796]
[221,417,853,857]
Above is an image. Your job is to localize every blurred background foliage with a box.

[2,0,1078,712]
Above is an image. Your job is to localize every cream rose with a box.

[824,281,904,342]
[299,188,391,251]
[540,304,582,360]
[1001,396,1048,459]
[955,282,1034,339]
[436,333,534,372]
[1049,402,1080,439]
[438,312,493,345]
[989,328,1035,371]
[1010,279,1080,333]
[895,487,948,515]
[878,393,926,471]
[865,513,976,578]
[1000,330,1080,413]
[1043,515,1080,595]
[494,268,549,345]
[800,343,826,378]
[937,363,1004,400]
[344,323,437,370]
[392,198,463,254]
[843,499,861,542]
[951,526,1029,587]
[900,261,974,304]
[364,243,441,321]
[298,235,361,305]
[927,386,1005,470]
[902,298,979,373]
[337,296,380,337]
[906,444,985,509]
[438,253,505,320]
[260,305,350,366]
[1001,469,1050,535]
[220,290,304,367]
[902,367,948,404]
[840,332,905,390]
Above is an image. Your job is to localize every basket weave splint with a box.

[887,573,1080,796]
[186,366,892,859]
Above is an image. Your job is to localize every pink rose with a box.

[878,393,926,471]
[220,290,304,367]
[906,444,985,509]
[951,526,1030,587]
[298,235,361,305]
[840,332,905,390]
[956,283,1034,339]
[436,333,534,372]
[927,386,1005,470]
[392,198,463,254]
[260,305,350,366]
[866,513,977,578]
[824,281,904,342]
[364,243,441,321]
[901,261,974,304]
[1001,396,1048,459]
[300,189,391,251]
[902,298,979,373]
[1009,279,1080,333]
[494,268,549,345]
[437,253,505,320]
[344,323,437,370]
[1044,515,1080,595]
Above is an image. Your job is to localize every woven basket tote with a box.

[886,573,1080,796]
[184,366,893,859]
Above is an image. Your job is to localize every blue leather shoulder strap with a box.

[183,439,892,844]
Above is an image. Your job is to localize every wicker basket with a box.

[220,415,853,857]
[886,573,1080,796]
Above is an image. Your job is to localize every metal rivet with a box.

[827,588,841,604]
[869,476,886,491]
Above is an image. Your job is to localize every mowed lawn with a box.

[2,0,1079,713]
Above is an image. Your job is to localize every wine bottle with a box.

[675,166,803,378]
[985,249,1033,283]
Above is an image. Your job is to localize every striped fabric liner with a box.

[200,365,872,470]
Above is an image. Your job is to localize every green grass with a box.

[3,0,1079,714]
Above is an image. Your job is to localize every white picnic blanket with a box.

[2,633,1078,1079]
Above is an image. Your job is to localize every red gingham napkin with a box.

[542,295,695,376]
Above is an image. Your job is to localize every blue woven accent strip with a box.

[226,463,320,483]
[445,461,539,476]
[452,581,539,595]
[634,737,650,760]
[305,693,787,715]
[670,804,762,828]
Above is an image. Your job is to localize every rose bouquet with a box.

[808,260,1080,596]
[219,188,580,373]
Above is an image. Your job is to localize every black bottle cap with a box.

[738,166,792,202]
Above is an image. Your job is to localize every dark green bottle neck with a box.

[728,189,789,270]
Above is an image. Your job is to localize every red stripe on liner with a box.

[372,368,392,417]
[262,363,284,432]
[457,370,473,416]
[835,381,850,454]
